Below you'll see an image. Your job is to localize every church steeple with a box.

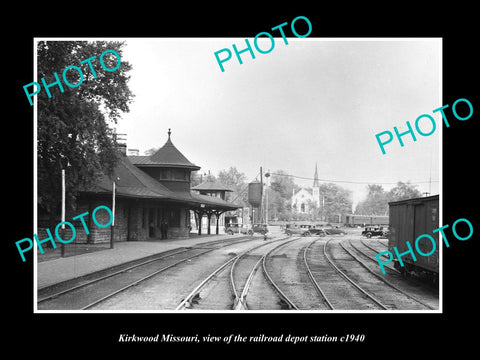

[313,163,320,207]
[313,163,319,188]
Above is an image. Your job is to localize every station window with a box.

[159,169,189,181]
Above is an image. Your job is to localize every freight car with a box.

[388,195,439,280]
[342,214,389,227]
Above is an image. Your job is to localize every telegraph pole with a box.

[260,166,263,223]
[265,170,270,225]
[61,169,65,257]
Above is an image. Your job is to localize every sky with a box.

[115,38,441,208]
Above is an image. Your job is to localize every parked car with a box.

[284,224,313,236]
[286,227,310,236]
[252,223,269,235]
[224,224,253,235]
[308,227,328,236]
[361,226,387,238]
[323,226,347,235]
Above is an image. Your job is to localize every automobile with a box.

[252,223,269,235]
[323,226,347,235]
[362,226,388,238]
[224,224,253,235]
[308,227,328,236]
[285,224,314,236]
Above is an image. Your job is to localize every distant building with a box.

[291,164,321,214]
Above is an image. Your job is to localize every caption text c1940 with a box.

[118,333,365,344]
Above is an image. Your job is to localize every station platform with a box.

[36,233,247,291]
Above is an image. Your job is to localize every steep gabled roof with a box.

[129,130,200,170]
[85,156,178,199]
[82,156,239,210]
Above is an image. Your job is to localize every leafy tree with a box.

[318,183,353,220]
[265,186,288,221]
[268,170,301,221]
[387,181,422,202]
[355,182,423,215]
[37,41,134,226]
[144,147,158,156]
[217,167,248,205]
[191,170,217,188]
[355,184,388,215]
[270,170,298,199]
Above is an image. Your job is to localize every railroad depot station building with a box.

[61,130,241,244]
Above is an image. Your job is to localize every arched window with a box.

[301,203,305,213]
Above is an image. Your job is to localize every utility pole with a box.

[265,170,270,225]
[111,179,116,249]
[260,166,263,223]
[61,169,65,257]
[111,176,120,249]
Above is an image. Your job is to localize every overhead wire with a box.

[269,172,439,186]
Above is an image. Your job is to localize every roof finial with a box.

[168,128,171,138]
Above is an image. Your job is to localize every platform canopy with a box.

[191,180,233,193]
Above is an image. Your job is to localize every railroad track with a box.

[345,239,438,308]
[176,236,302,310]
[321,238,388,310]
[262,236,334,310]
[263,236,389,310]
[37,235,264,310]
[303,240,334,310]
[334,238,436,310]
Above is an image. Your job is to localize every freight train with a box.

[388,195,439,280]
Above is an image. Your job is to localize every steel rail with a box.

[175,255,239,310]
[83,236,268,310]
[376,239,388,247]
[176,236,293,310]
[343,240,435,310]
[303,238,335,310]
[38,234,262,306]
[360,239,401,273]
[261,237,305,310]
[37,247,191,303]
[323,238,389,310]
[82,248,215,310]
[230,236,292,310]
[236,256,263,310]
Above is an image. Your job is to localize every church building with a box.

[291,164,321,214]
